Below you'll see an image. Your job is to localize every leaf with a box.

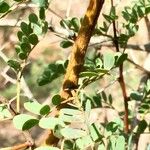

[137,120,147,134]
[20,42,31,53]
[98,144,105,150]
[22,36,29,43]
[60,128,87,139]
[115,53,128,66]
[52,94,61,105]
[103,52,115,70]
[40,105,50,115]
[24,100,43,115]
[115,136,125,150]
[0,2,10,13]
[29,13,38,23]
[34,146,60,150]
[80,71,98,78]
[101,91,107,102]
[60,19,71,29]
[33,23,43,35]
[103,14,112,23]
[39,7,45,20]
[18,52,27,60]
[63,140,74,150]
[13,114,39,130]
[59,108,84,123]
[71,17,80,32]
[130,91,143,101]
[0,105,12,119]
[7,60,21,71]
[39,117,65,129]
[28,33,39,45]
[37,62,66,86]
[20,22,29,35]
[76,135,93,149]
[60,40,73,48]
[95,58,102,68]
[32,0,49,8]
[17,31,24,41]
[24,100,50,115]
[90,123,103,142]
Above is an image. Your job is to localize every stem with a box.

[16,71,21,113]
[111,0,129,133]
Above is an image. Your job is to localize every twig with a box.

[111,0,129,133]
[127,58,150,75]
[0,141,33,150]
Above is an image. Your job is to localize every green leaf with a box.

[101,91,107,102]
[0,105,12,118]
[32,0,49,8]
[60,128,87,139]
[80,71,98,78]
[0,2,10,13]
[34,146,60,150]
[63,140,74,150]
[18,52,27,60]
[115,53,128,66]
[76,135,93,149]
[24,100,43,115]
[137,119,148,135]
[29,13,38,23]
[115,136,125,150]
[37,62,66,86]
[60,19,71,29]
[22,36,29,43]
[130,91,143,101]
[95,58,102,68]
[137,6,145,17]
[98,144,105,150]
[89,123,103,142]
[60,40,73,48]
[13,114,39,130]
[20,42,31,53]
[52,94,61,105]
[7,60,21,71]
[17,31,24,41]
[20,22,29,35]
[146,6,150,14]
[40,105,50,115]
[24,100,50,115]
[33,23,43,35]
[85,99,91,125]
[103,52,115,70]
[28,33,38,45]
[103,14,112,23]
[59,108,84,123]
[39,7,45,20]
[71,17,80,32]
[39,117,65,129]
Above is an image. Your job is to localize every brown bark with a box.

[60,0,105,100]
[41,0,105,146]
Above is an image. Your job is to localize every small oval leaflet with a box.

[0,2,10,13]
[13,114,39,130]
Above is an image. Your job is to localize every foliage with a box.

[0,0,150,149]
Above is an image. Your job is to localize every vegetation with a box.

[0,0,150,149]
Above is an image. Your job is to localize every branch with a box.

[111,0,129,133]
[0,141,33,150]
[41,0,105,146]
